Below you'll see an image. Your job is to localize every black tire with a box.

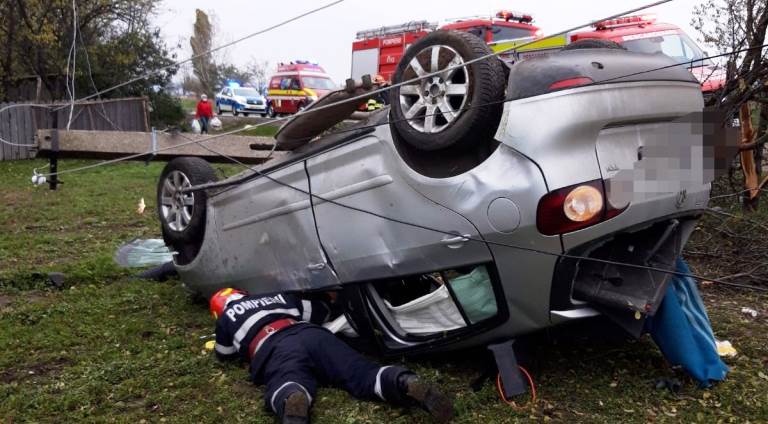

[216,103,222,115]
[390,30,505,152]
[233,107,239,117]
[261,113,267,118]
[563,39,626,50]
[243,112,250,117]
[267,104,276,118]
[156,157,218,256]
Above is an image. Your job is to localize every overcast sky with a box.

[155,0,704,83]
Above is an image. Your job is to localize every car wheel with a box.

[233,107,239,117]
[216,103,222,115]
[563,39,626,50]
[243,112,250,117]
[261,113,267,118]
[390,30,505,152]
[157,157,218,260]
[267,104,277,118]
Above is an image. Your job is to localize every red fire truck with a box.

[266,61,337,116]
[569,14,724,100]
[351,11,553,82]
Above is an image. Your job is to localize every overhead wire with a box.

[173,130,768,294]
[35,38,768,180]
[8,1,766,291]
[65,0,78,131]
[51,0,346,109]
[0,0,346,148]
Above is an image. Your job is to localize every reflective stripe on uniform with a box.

[301,300,312,322]
[215,343,237,355]
[374,366,393,401]
[270,381,313,413]
[233,307,300,350]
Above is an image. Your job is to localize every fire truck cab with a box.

[267,61,337,116]
[351,11,548,82]
[569,15,724,99]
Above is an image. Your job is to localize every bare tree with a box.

[693,0,768,208]
[247,59,272,94]
[189,9,218,97]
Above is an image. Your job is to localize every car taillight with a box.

[548,77,593,91]
[537,180,626,235]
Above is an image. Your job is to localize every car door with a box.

[306,136,493,283]
[223,88,234,111]
[208,160,339,292]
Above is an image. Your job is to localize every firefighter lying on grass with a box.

[210,288,454,424]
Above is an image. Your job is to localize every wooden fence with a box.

[0,97,149,161]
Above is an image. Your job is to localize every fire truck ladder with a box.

[355,20,438,40]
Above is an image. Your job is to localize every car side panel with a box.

[306,136,493,283]
[177,161,339,294]
[393,143,562,336]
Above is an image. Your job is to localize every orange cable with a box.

[496,365,537,407]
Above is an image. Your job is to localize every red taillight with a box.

[536,180,626,236]
[548,77,593,91]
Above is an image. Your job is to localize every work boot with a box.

[282,391,310,424]
[398,374,454,423]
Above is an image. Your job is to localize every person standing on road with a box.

[210,288,454,424]
[195,94,215,134]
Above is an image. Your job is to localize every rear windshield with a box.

[490,25,535,42]
[234,88,260,97]
[301,77,336,90]
[621,32,712,65]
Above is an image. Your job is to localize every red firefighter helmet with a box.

[209,288,246,319]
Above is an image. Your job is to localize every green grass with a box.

[1,159,767,423]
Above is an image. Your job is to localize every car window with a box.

[290,78,301,90]
[622,32,711,65]
[301,77,336,90]
[234,88,260,97]
[280,78,292,90]
[270,77,281,89]
[223,88,231,96]
[490,24,535,42]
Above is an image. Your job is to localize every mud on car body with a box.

[157,30,711,356]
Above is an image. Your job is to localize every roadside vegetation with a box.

[1,158,766,423]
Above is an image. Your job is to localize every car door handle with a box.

[307,263,326,271]
[441,234,471,248]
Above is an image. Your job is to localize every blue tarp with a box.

[645,258,729,387]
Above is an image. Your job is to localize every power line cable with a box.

[29,40,767,178]
[51,0,346,110]
[65,0,78,130]
[175,134,768,294]
[44,0,667,119]
[0,0,345,147]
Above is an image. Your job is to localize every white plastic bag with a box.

[384,285,466,334]
[191,119,201,134]
[210,117,222,129]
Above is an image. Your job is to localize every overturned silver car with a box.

[157,31,711,355]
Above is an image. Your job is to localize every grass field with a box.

[1,159,767,423]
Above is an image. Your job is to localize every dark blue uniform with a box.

[214,292,412,417]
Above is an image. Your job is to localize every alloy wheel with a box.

[398,44,469,134]
[160,170,195,232]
